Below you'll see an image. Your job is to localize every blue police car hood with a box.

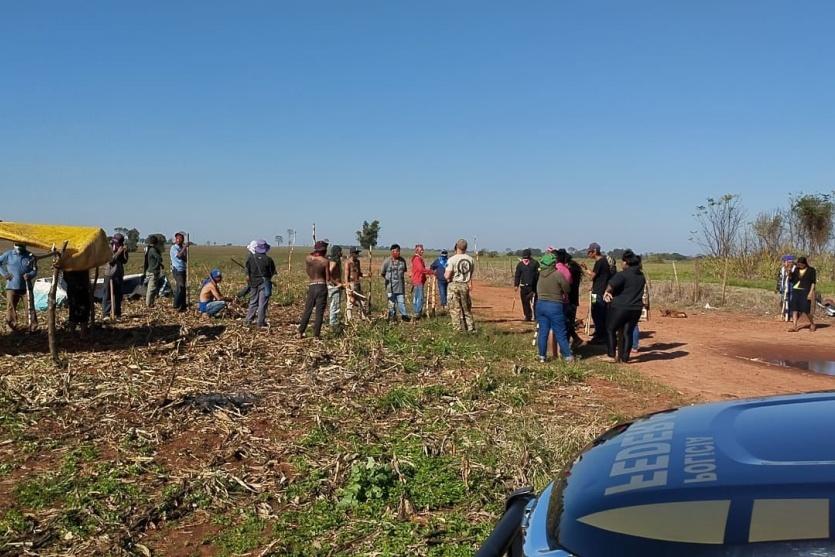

[546,391,835,556]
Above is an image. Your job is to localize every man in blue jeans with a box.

[170,232,189,312]
[381,244,410,322]
[429,249,449,310]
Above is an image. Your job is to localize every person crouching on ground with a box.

[245,240,276,328]
[603,249,646,363]
[535,252,573,363]
[444,239,475,332]
[298,240,330,338]
[0,242,38,332]
[429,249,450,311]
[198,269,227,318]
[381,244,410,322]
[789,256,816,332]
[514,249,539,322]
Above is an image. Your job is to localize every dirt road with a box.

[470,281,835,402]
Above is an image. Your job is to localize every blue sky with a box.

[2,1,834,254]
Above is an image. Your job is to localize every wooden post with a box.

[721,257,729,305]
[693,260,701,304]
[89,266,98,326]
[368,247,373,312]
[109,278,116,320]
[48,241,68,365]
[312,223,316,244]
[672,261,680,298]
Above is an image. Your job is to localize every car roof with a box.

[549,391,835,556]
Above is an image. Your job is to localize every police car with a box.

[478,392,835,556]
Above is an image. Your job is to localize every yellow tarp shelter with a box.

[0,222,110,271]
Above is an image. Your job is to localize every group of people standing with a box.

[297,239,474,338]
[515,243,648,364]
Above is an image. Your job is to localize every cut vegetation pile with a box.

[0,273,683,556]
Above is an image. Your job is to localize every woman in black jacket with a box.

[788,256,816,332]
[603,250,646,363]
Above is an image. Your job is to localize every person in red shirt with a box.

[410,244,434,318]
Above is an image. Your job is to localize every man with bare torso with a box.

[298,240,330,338]
[198,269,227,318]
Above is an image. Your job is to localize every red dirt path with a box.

[470,280,835,402]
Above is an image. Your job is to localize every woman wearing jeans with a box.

[535,252,574,363]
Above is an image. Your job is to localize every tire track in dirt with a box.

[469,280,835,402]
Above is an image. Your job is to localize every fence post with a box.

[693,260,701,305]
[721,258,729,305]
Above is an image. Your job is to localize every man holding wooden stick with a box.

[345,246,367,322]
[101,233,128,320]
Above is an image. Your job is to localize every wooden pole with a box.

[368,247,373,312]
[693,260,701,304]
[312,223,316,244]
[672,261,680,298]
[109,278,116,319]
[721,257,729,305]
[48,241,68,365]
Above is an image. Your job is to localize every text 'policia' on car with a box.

[478,391,835,557]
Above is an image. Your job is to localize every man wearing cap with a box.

[345,247,366,322]
[410,244,433,319]
[514,249,540,322]
[102,233,129,319]
[299,240,330,338]
[143,235,164,307]
[245,239,277,328]
[429,249,450,311]
[170,232,189,312]
[381,244,410,322]
[198,269,227,318]
[580,242,611,344]
[777,255,796,322]
[0,242,38,331]
[445,239,475,332]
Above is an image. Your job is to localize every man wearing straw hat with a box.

[0,242,38,332]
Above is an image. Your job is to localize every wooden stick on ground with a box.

[48,241,69,365]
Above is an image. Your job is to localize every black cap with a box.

[522,249,532,258]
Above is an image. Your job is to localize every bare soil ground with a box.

[470,280,835,401]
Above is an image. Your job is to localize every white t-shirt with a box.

[447,253,474,283]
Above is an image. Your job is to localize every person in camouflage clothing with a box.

[444,239,475,332]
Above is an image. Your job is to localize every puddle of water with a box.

[764,359,835,376]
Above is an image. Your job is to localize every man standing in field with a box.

[143,235,164,307]
[298,240,330,338]
[445,239,475,332]
[381,244,410,322]
[581,242,611,344]
[327,245,345,332]
[245,239,277,328]
[410,244,433,319]
[429,249,450,311]
[345,246,366,322]
[170,232,189,312]
[102,233,129,320]
[0,242,38,332]
[514,249,539,322]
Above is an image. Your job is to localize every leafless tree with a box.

[693,194,746,258]
[751,210,784,254]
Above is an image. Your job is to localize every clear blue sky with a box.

[2,1,834,254]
